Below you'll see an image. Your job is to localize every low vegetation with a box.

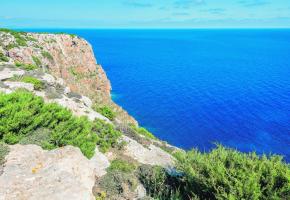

[0,90,121,158]
[0,142,9,166]
[93,105,116,121]
[32,55,42,67]
[68,66,83,80]
[108,159,136,173]
[15,61,38,71]
[0,52,9,62]
[175,146,290,200]
[138,164,182,200]
[0,28,27,48]
[140,145,290,200]
[41,51,54,61]
[10,75,45,91]
[130,125,156,139]
[22,76,45,90]
[98,170,138,199]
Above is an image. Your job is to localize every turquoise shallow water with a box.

[27,29,290,161]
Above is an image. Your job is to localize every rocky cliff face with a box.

[0,30,137,125]
[0,29,176,200]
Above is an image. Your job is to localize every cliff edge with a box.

[0,29,137,125]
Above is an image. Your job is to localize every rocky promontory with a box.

[1,29,289,200]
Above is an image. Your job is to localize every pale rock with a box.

[0,88,12,94]
[4,81,34,91]
[81,95,93,108]
[90,148,110,177]
[0,144,96,200]
[135,184,147,199]
[49,95,110,123]
[0,68,25,81]
[40,73,56,85]
[122,136,175,168]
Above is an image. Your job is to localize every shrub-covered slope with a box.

[0,29,289,200]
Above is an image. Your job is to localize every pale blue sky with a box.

[1,0,290,28]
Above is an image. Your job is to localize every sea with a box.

[26,29,290,161]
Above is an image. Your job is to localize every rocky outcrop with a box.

[0,31,137,125]
[122,136,175,168]
[0,145,96,200]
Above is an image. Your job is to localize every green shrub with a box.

[68,67,82,80]
[108,159,136,173]
[0,91,121,158]
[93,105,116,121]
[19,128,51,147]
[175,145,290,200]
[0,52,9,62]
[0,28,27,47]
[138,165,182,200]
[26,36,38,42]
[5,43,18,50]
[131,125,156,139]
[93,119,121,152]
[0,142,9,165]
[32,55,41,67]
[22,76,45,90]
[99,170,138,198]
[15,61,38,71]
[41,51,54,61]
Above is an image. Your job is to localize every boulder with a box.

[122,136,175,168]
[0,145,96,200]
[0,67,24,81]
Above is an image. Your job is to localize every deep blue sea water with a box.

[27,29,290,161]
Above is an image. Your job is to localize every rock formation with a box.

[0,30,137,125]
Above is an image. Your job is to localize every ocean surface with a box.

[27,29,290,161]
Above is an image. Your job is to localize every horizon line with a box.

[11,27,290,30]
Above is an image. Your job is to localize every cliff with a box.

[0,29,137,125]
[0,29,289,200]
[0,29,176,200]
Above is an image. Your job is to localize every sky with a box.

[1,0,290,28]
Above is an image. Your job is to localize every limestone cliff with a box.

[0,30,137,125]
[0,29,177,200]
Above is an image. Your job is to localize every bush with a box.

[130,125,156,140]
[0,90,121,158]
[32,55,41,67]
[94,119,121,152]
[19,128,51,147]
[0,28,27,47]
[15,61,38,70]
[0,52,9,62]
[137,165,182,200]
[108,159,136,173]
[22,76,45,90]
[98,170,138,198]
[93,105,116,121]
[41,51,53,61]
[175,145,290,200]
[0,142,9,165]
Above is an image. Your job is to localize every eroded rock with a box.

[0,145,96,200]
[122,136,175,168]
